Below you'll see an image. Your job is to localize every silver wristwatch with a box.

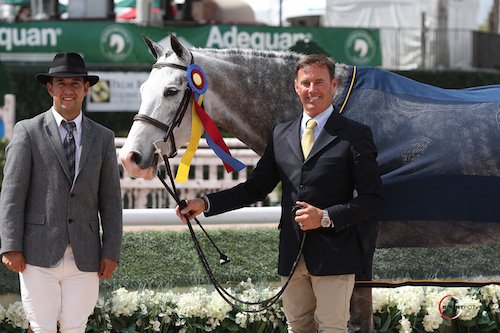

[321,210,332,228]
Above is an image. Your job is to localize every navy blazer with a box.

[207,111,384,276]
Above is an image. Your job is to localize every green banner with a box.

[0,21,381,66]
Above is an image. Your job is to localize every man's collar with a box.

[51,108,83,130]
[301,105,334,130]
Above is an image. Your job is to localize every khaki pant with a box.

[281,256,355,333]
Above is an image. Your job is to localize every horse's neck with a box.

[193,49,302,155]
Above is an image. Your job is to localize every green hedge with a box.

[0,61,11,101]
[1,228,499,294]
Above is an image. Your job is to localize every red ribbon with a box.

[192,93,234,172]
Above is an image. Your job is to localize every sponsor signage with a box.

[0,21,381,66]
[86,71,149,111]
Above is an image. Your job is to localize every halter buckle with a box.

[154,139,177,159]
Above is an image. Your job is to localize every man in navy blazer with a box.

[0,52,123,333]
[177,54,384,333]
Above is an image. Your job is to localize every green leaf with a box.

[222,321,241,332]
[379,312,393,332]
[478,310,492,325]
[192,322,205,330]
[121,324,137,333]
[256,321,267,333]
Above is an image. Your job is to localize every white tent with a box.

[322,0,481,69]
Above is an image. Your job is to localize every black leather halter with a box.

[132,59,193,158]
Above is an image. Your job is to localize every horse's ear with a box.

[170,34,191,64]
[143,35,164,60]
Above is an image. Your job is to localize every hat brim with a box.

[36,73,100,86]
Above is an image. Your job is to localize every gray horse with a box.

[119,34,500,332]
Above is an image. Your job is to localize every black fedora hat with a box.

[36,52,99,86]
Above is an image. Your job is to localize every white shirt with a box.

[299,105,335,227]
[300,105,334,141]
[52,108,83,177]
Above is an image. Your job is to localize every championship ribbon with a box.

[175,64,246,182]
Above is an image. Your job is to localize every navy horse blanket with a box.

[336,66,500,228]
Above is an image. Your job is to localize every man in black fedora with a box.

[0,52,123,333]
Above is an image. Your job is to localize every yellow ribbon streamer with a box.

[175,95,204,182]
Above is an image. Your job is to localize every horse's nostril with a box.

[130,152,142,165]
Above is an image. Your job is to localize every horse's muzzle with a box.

[120,151,157,180]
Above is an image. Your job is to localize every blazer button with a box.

[68,218,73,223]
[70,192,75,197]
[299,185,305,190]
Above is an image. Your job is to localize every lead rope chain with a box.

[157,153,305,313]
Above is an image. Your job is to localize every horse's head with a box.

[120,34,194,179]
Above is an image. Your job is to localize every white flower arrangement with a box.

[2,301,28,331]
[398,315,412,333]
[1,284,499,332]
[373,285,500,333]
[481,284,500,314]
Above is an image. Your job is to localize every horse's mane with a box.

[193,47,303,62]
[188,46,352,118]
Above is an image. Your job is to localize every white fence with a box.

[122,206,281,227]
[116,137,280,209]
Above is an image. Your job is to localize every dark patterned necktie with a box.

[62,120,76,180]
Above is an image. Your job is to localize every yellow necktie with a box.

[301,118,317,158]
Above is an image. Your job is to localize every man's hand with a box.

[175,198,206,224]
[293,201,324,230]
[99,258,118,279]
[2,251,26,273]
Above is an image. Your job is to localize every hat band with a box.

[48,65,87,75]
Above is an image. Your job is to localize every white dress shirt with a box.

[300,105,334,140]
[52,108,83,178]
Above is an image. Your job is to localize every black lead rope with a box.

[136,54,307,310]
[157,153,306,313]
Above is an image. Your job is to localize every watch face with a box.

[321,216,330,227]
[321,211,331,227]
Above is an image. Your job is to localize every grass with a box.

[373,242,500,281]
[1,227,499,294]
[102,228,281,291]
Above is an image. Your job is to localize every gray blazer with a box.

[0,110,123,272]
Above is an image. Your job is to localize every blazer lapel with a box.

[44,111,73,182]
[77,116,95,179]
[306,110,341,161]
[286,117,304,162]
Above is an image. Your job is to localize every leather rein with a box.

[133,54,304,313]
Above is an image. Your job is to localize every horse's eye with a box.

[163,87,178,97]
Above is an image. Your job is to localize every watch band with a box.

[322,210,332,228]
